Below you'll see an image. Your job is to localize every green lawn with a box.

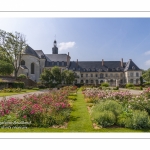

[0,88,149,132]
[0,89,40,97]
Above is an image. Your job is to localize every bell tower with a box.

[52,40,58,54]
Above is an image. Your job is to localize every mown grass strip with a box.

[67,89,93,132]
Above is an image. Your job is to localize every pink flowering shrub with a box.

[0,89,71,127]
[83,88,132,103]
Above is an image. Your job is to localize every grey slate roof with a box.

[69,61,125,72]
[45,54,69,62]
[124,59,141,71]
[23,45,39,58]
[35,50,46,59]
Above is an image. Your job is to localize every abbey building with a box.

[18,40,142,86]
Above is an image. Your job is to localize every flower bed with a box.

[83,87,150,130]
[0,86,77,128]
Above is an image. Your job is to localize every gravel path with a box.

[0,89,50,101]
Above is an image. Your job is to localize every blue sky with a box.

[0,18,150,70]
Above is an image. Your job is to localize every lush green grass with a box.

[0,89,40,97]
[0,88,150,132]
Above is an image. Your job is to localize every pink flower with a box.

[23,115,27,119]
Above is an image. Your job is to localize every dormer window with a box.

[132,66,135,70]
[57,61,59,66]
[73,68,76,71]
[83,68,86,71]
[52,61,54,65]
[88,68,90,71]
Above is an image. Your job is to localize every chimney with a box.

[76,59,78,67]
[121,58,123,67]
[102,59,104,66]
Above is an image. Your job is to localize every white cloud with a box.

[144,51,150,55]
[145,60,150,66]
[58,42,75,51]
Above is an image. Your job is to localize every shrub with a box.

[113,86,119,90]
[92,110,116,127]
[12,82,25,89]
[92,100,122,116]
[126,83,134,88]
[118,110,150,129]
[18,74,27,79]
[101,82,109,87]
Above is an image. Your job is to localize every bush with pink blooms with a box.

[0,87,76,127]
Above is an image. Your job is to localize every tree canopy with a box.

[0,60,14,75]
[142,68,150,82]
[40,66,75,87]
[0,29,27,78]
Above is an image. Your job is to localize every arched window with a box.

[21,60,25,65]
[31,63,34,74]
[100,80,103,83]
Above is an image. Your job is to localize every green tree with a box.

[140,76,143,85]
[62,70,75,84]
[142,68,150,82]
[51,66,61,84]
[0,60,14,75]
[0,29,27,79]
[40,69,54,86]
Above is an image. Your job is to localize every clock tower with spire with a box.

[52,40,58,54]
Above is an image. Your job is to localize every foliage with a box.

[140,76,143,85]
[92,110,116,127]
[12,82,25,89]
[51,66,61,84]
[118,110,150,129]
[40,69,54,87]
[18,74,27,79]
[142,68,150,82]
[0,60,13,75]
[101,82,109,87]
[126,83,134,88]
[0,29,27,78]
[92,100,122,116]
[62,70,75,84]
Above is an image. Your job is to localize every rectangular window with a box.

[86,80,88,84]
[86,74,88,77]
[136,72,139,77]
[81,74,83,77]
[95,74,97,77]
[105,74,108,77]
[91,74,93,77]
[130,73,133,77]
